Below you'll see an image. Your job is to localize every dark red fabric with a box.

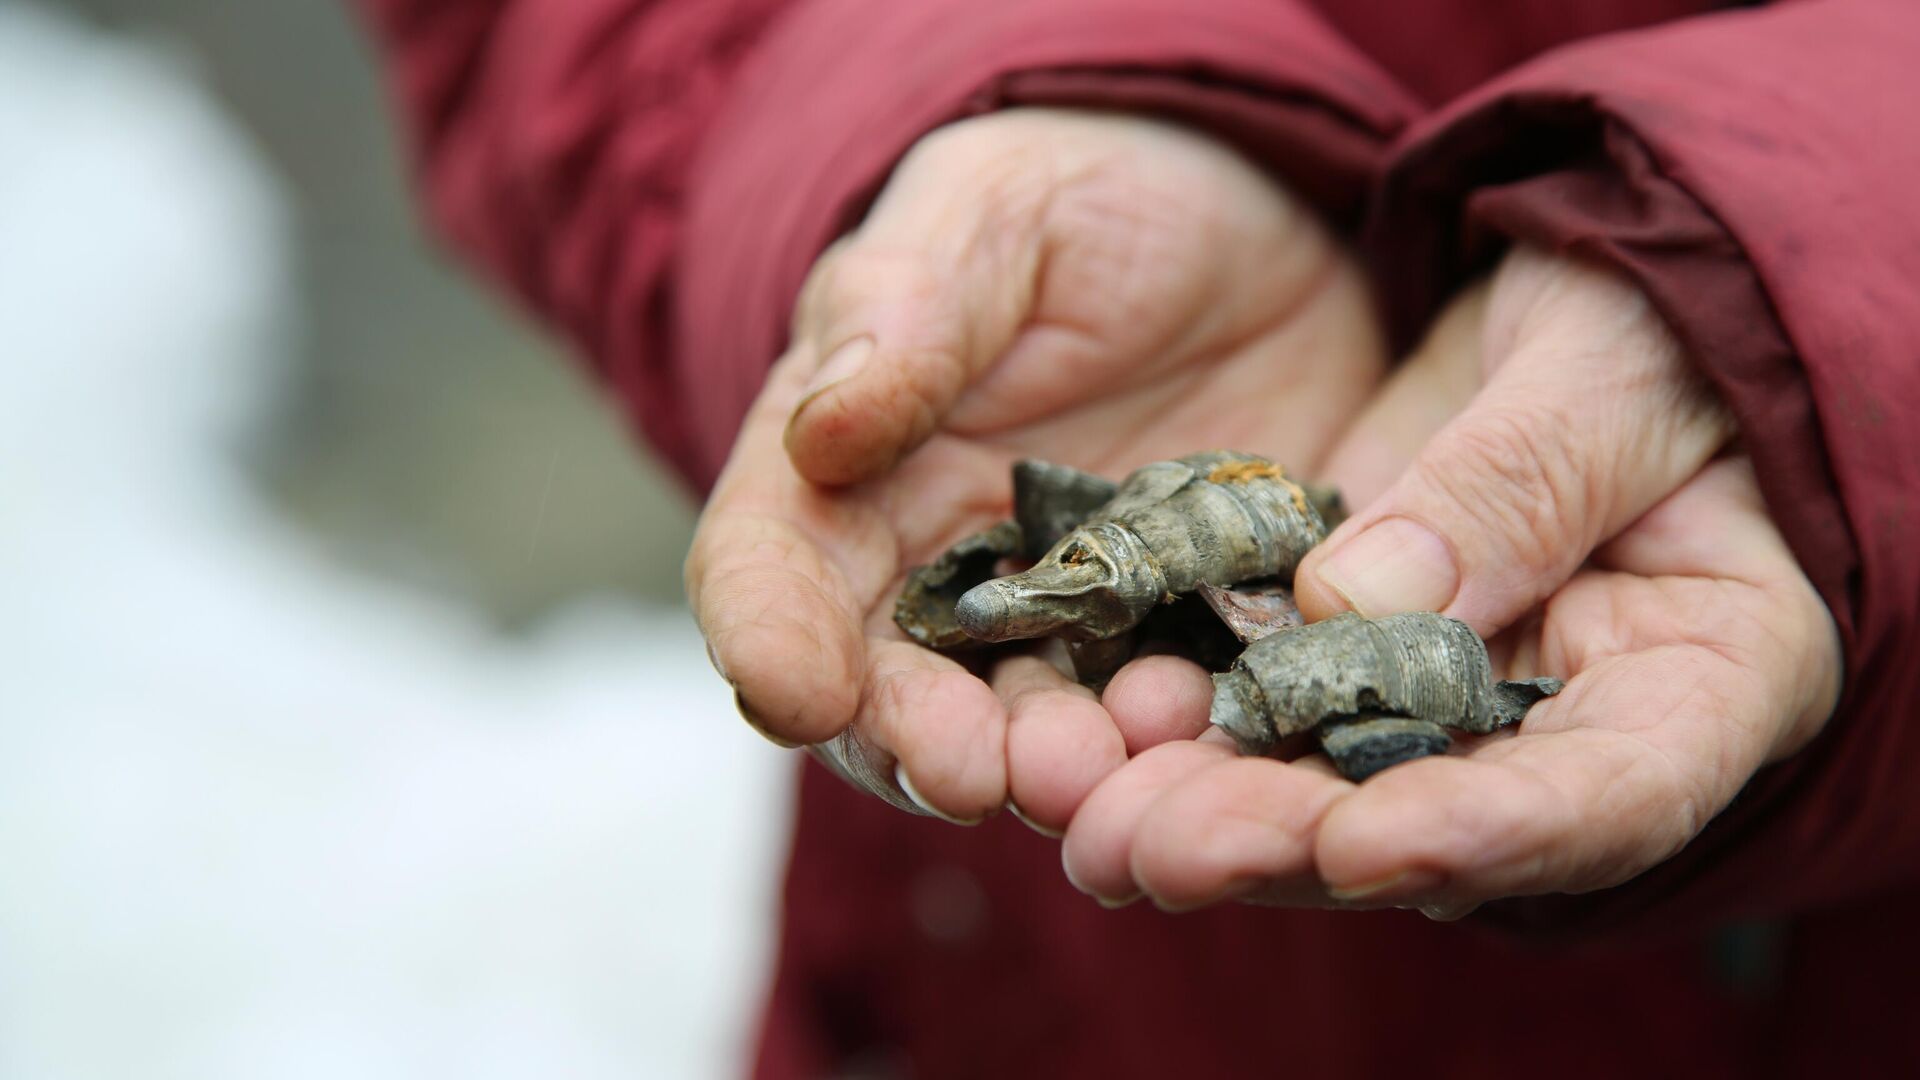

[760,760,1920,1079]
[1368,0,1920,937]
[351,0,1920,1075]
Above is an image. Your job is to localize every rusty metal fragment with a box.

[893,519,1022,651]
[1210,611,1564,778]
[1197,580,1304,644]
[955,451,1328,645]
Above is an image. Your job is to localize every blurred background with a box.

[1,0,789,1075]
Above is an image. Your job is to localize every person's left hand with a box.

[1062,247,1844,916]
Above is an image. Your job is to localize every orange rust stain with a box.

[1206,460,1287,485]
[1205,458,1312,513]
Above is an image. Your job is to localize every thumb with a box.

[781,133,1049,486]
[1296,247,1735,633]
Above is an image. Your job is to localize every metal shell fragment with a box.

[1210,611,1564,770]
[955,451,1328,644]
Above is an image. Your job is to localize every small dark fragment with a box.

[1013,459,1119,561]
[1317,715,1451,782]
[1133,594,1248,673]
[1067,635,1134,690]
[1197,580,1304,644]
[893,520,1023,651]
[1122,583,1308,678]
[1301,482,1349,531]
[1492,677,1567,725]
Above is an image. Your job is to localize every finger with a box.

[996,652,1127,836]
[690,512,867,744]
[1061,741,1234,905]
[1296,246,1736,634]
[1127,757,1353,911]
[1101,654,1216,755]
[1315,281,1490,509]
[687,356,879,744]
[862,637,1009,823]
[781,133,1047,486]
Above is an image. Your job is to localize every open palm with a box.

[1059,253,1842,913]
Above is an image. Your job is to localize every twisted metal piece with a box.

[1210,611,1564,771]
[955,452,1328,644]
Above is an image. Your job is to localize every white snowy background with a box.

[0,5,791,1077]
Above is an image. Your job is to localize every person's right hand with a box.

[685,108,1387,828]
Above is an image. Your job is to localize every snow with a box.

[0,6,789,1077]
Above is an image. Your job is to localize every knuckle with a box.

[791,235,856,332]
[818,244,939,316]
[1420,403,1597,576]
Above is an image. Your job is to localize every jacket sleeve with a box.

[1368,0,1920,934]
[350,0,1423,491]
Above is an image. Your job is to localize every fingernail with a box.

[732,691,800,750]
[1006,798,1064,839]
[796,336,874,411]
[1315,517,1459,616]
[1060,843,1132,906]
[894,762,982,826]
[705,640,732,685]
[1326,868,1446,904]
[1420,901,1480,923]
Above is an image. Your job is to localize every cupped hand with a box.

[1068,246,1843,914]
[686,109,1387,825]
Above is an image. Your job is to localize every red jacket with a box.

[354,1,1920,1074]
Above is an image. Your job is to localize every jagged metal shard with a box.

[893,520,1023,651]
[1197,580,1303,644]
[1210,611,1564,779]
[955,451,1328,645]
